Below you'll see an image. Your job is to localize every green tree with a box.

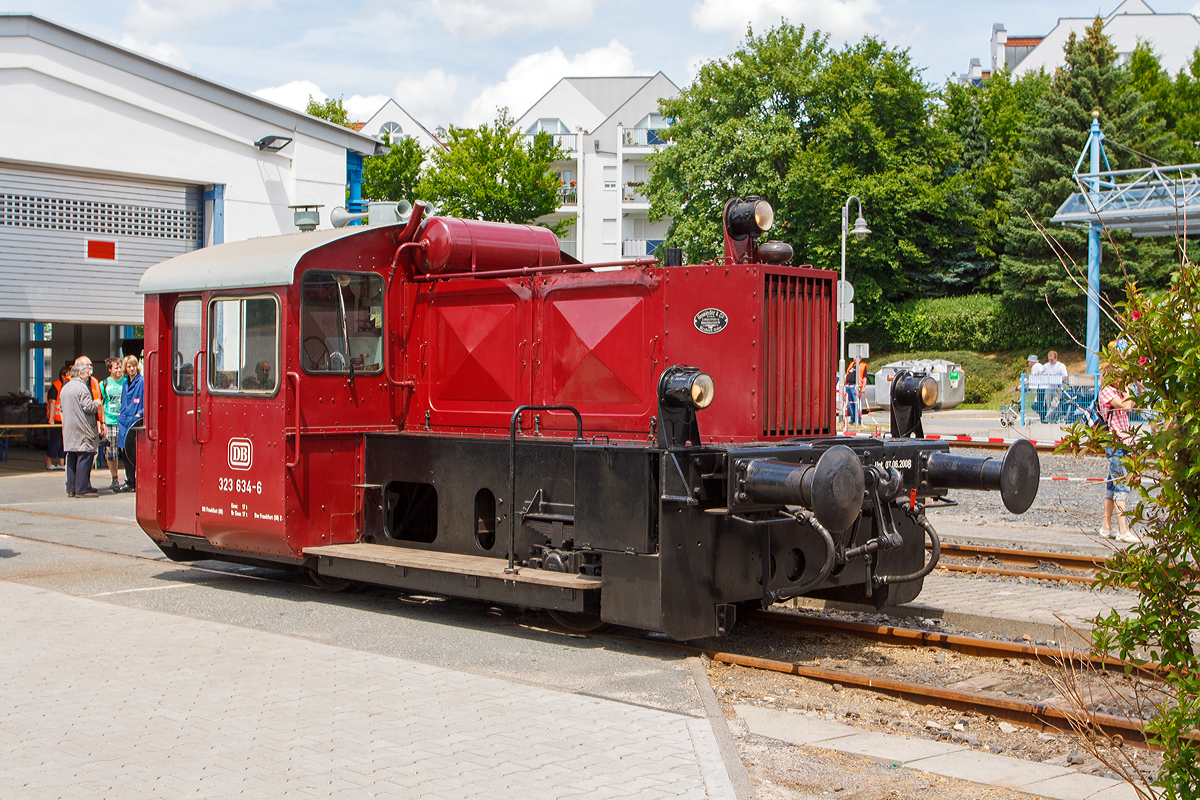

[941,69,1051,265]
[647,23,973,324]
[362,134,425,203]
[418,109,572,237]
[997,18,1177,314]
[306,95,353,129]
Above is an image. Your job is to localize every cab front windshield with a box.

[300,272,383,375]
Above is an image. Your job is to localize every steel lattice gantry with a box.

[1048,114,1200,374]
[1051,162,1200,237]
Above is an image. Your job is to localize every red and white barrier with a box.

[838,429,1065,449]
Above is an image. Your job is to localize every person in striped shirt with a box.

[1097,363,1138,543]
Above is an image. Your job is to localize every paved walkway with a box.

[735,706,1137,800]
[0,581,736,799]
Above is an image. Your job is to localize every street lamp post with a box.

[839,196,871,422]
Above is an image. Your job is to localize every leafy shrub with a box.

[857,294,1082,352]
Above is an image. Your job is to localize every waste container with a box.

[872,359,965,411]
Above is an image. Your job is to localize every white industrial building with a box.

[0,14,382,399]
[990,0,1200,78]
[515,73,679,262]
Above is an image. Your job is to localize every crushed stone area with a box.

[706,657,1163,797]
[928,563,1138,596]
[771,605,1069,648]
[927,449,1128,533]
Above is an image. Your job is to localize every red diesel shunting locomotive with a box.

[132,197,1038,640]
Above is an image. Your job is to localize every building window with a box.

[172,299,202,394]
[300,272,384,375]
[208,296,279,394]
[602,219,617,244]
[527,118,568,134]
[603,166,616,190]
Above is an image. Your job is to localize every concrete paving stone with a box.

[1089,783,1145,800]
[736,705,859,745]
[1,580,724,799]
[906,749,1075,790]
[1020,771,1129,800]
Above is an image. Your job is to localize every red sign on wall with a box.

[86,240,116,260]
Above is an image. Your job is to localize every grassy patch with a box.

[865,350,1087,409]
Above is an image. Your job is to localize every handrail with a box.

[145,350,157,442]
[411,258,658,283]
[286,371,301,469]
[506,404,583,574]
[191,349,208,444]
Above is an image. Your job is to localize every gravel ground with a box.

[926,449,1115,532]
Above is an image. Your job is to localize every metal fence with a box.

[1016,373,1149,425]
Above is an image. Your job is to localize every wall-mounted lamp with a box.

[255,135,293,152]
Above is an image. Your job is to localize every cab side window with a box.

[172,298,202,394]
[208,296,279,394]
[300,272,384,374]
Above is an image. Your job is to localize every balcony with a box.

[560,241,578,259]
[622,183,649,204]
[524,132,579,152]
[622,128,668,148]
[622,238,663,257]
[557,186,578,205]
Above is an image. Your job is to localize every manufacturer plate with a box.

[693,308,728,334]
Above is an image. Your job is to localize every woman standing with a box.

[114,355,142,493]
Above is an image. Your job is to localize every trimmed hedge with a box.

[857,295,1083,352]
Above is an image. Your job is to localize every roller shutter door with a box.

[0,161,202,325]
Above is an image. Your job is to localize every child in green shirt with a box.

[100,358,125,491]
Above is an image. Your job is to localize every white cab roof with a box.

[137,226,390,295]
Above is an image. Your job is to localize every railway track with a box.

[628,608,1159,750]
[749,609,1164,680]
[932,541,1107,584]
[680,642,1154,749]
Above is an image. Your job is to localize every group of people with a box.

[44,355,143,497]
[843,359,870,425]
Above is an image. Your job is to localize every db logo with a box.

[227,438,253,471]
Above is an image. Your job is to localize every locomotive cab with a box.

[133,199,1038,640]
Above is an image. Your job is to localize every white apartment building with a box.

[357,99,445,155]
[988,0,1200,78]
[516,73,679,262]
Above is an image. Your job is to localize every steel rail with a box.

[934,543,1108,571]
[748,610,1166,680]
[937,562,1094,584]
[928,542,1107,584]
[625,635,1155,750]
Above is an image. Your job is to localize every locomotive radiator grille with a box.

[762,273,835,437]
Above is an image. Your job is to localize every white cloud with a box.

[461,40,635,127]
[344,95,392,122]
[254,80,326,112]
[392,69,461,127]
[117,33,191,69]
[430,0,595,36]
[124,0,277,35]
[690,0,880,41]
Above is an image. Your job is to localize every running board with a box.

[303,543,600,613]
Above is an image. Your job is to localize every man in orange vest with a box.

[44,365,69,471]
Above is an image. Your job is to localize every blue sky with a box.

[9,1,1200,127]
